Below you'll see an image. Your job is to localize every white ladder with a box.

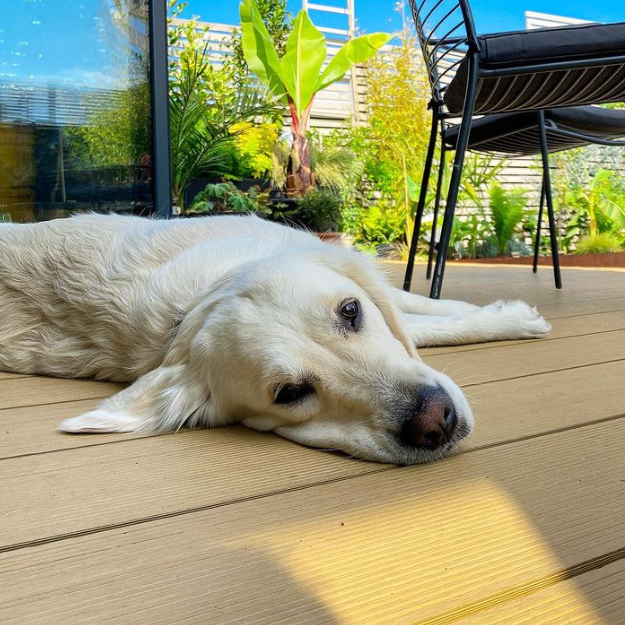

[302,0,361,122]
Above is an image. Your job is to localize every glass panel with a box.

[0,0,153,222]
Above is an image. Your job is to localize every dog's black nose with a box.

[400,387,457,450]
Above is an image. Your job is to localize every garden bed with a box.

[452,250,625,268]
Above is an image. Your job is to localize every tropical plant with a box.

[167,7,279,207]
[354,197,407,247]
[447,153,507,258]
[567,169,625,238]
[227,0,291,83]
[488,184,528,255]
[187,182,271,214]
[271,134,362,194]
[240,0,390,196]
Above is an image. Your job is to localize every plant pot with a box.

[232,178,271,193]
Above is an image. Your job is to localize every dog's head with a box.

[167,246,473,465]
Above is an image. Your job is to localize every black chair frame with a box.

[403,0,625,297]
[414,111,625,286]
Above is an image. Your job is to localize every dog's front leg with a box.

[405,300,551,347]
[391,286,481,317]
[58,364,212,433]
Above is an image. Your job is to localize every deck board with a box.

[453,559,625,625]
[424,310,625,355]
[2,358,624,552]
[1,418,623,624]
[1,264,624,623]
[0,377,124,411]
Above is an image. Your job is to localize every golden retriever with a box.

[0,215,550,464]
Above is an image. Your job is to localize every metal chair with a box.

[421,106,625,286]
[403,0,625,297]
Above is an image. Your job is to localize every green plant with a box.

[295,189,343,231]
[567,169,625,238]
[187,182,271,214]
[488,184,528,256]
[574,232,623,254]
[168,3,279,206]
[228,121,282,179]
[240,0,390,196]
[227,0,291,83]
[340,17,431,248]
[355,197,407,246]
[271,134,362,195]
[444,153,507,258]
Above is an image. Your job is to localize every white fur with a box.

[0,214,550,464]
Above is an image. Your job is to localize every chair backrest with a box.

[408,0,479,103]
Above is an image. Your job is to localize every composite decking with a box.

[1,263,624,624]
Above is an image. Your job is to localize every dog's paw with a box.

[485,300,551,339]
[58,410,141,434]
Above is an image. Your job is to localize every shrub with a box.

[574,232,623,254]
[295,189,342,232]
[488,184,528,256]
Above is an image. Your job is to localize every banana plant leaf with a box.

[316,32,392,93]
[281,11,326,115]
[240,0,287,99]
[240,0,390,113]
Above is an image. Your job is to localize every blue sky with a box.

[2,0,623,87]
[183,0,625,34]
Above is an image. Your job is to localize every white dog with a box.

[0,214,550,464]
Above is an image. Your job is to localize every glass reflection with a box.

[0,0,153,222]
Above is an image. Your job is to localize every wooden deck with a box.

[2,263,625,624]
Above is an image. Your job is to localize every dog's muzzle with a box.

[399,386,457,451]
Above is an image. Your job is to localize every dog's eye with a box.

[340,299,360,328]
[274,383,315,405]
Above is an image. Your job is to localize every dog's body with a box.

[0,215,550,464]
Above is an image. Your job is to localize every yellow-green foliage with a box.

[575,232,623,254]
[230,122,281,179]
[364,27,430,191]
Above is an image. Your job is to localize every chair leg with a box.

[537,110,562,289]
[403,112,439,291]
[427,144,446,280]
[533,180,545,274]
[430,55,479,300]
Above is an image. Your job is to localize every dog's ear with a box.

[58,276,240,435]
[307,246,418,358]
[58,363,214,433]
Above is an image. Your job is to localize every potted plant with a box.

[240,0,390,197]
[184,181,272,217]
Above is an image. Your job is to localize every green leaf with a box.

[602,199,625,228]
[316,32,392,93]
[240,0,287,98]
[281,10,326,115]
[406,174,420,202]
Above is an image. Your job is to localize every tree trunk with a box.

[285,99,315,198]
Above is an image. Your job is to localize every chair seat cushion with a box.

[444,106,625,156]
[444,22,625,115]
[479,22,625,67]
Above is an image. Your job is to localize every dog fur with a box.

[0,214,550,464]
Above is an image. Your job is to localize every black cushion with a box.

[444,22,625,115]
[549,105,625,135]
[478,22,625,67]
[444,106,625,156]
